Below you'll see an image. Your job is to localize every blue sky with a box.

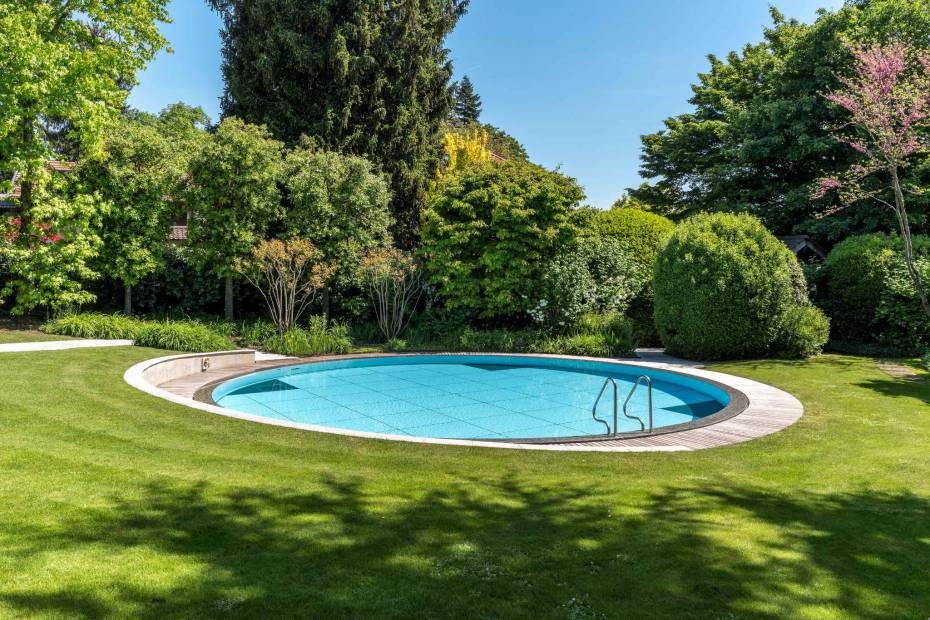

[129,0,844,209]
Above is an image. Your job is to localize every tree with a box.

[184,118,283,320]
[631,0,930,242]
[420,160,584,320]
[436,126,493,182]
[1,179,102,314]
[452,75,482,126]
[207,0,469,246]
[483,124,528,161]
[281,144,392,316]
[360,248,422,341]
[235,239,332,334]
[813,43,930,321]
[0,0,170,313]
[81,104,210,314]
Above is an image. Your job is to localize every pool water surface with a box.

[211,355,729,441]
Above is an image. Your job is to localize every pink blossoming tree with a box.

[814,43,930,319]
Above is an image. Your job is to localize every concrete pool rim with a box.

[124,350,803,452]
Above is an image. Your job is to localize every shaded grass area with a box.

[0,349,928,618]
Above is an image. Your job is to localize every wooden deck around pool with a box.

[131,352,804,452]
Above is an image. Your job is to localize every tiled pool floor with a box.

[215,363,722,440]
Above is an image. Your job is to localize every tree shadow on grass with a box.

[2,476,928,618]
[855,374,930,405]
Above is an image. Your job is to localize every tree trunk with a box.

[124,285,132,315]
[224,275,234,320]
[890,167,930,321]
[322,286,330,320]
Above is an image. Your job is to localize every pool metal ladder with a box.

[591,376,654,435]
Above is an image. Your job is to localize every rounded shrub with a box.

[775,305,831,359]
[822,233,930,355]
[587,208,675,267]
[654,212,821,360]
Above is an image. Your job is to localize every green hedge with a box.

[43,313,236,353]
[821,233,930,355]
[575,207,675,345]
[458,313,636,357]
[586,208,675,267]
[654,213,826,360]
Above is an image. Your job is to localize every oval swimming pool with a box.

[209,355,733,442]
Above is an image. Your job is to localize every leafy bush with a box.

[654,213,822,360]
[133,320,236,352]
[775,306,831,359]
[43,313,139,340]
[573,207,675,345]
[43,313,236,353]
[260,316,352,356]
[533,245,597,327]
[237,319,278,347]
[822,233,930,355]
[421,160,584,320]
[585,207,675,266]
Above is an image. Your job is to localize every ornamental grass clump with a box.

[261,316,352,356]
[43,313,235,353]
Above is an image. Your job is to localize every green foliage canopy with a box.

[282,145,392,291]
[632,0,930,243]
[81,104,210,290]
[207,0,469,246]
[184,118,283,279]
[420,161,584,320]
[0,0,170,314]
[451,75,482,126]
[822,233,930,354]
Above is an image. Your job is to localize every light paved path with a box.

[0,339,134,353]
[629,348,704,368]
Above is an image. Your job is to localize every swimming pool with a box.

[210,355,732,442]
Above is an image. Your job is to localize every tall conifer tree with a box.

[207,0,469,245]
[452,74,482,125]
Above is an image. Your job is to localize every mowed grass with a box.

[0,347,928,619]
[0,329,74,344]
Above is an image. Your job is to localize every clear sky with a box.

[129,0,844,209]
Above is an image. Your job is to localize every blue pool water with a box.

[212,355,729,441]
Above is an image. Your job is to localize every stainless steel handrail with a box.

[591,377,617,434]
[623,375,653,432]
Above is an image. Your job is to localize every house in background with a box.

[778,235,827,261]
[1,161,76,216]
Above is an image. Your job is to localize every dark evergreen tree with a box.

[207,0,469,246]
[452,74,482,125]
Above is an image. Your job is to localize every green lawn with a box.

[0,329,74,344]
[0,348,928,619]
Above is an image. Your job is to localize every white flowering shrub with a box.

[532,238,647,329]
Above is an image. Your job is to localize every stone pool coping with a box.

[124,350,804,452]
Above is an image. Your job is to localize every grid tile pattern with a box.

[216,363,720,440]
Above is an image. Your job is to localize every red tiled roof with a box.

[169,225,188,241]
[1,161,75,200]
